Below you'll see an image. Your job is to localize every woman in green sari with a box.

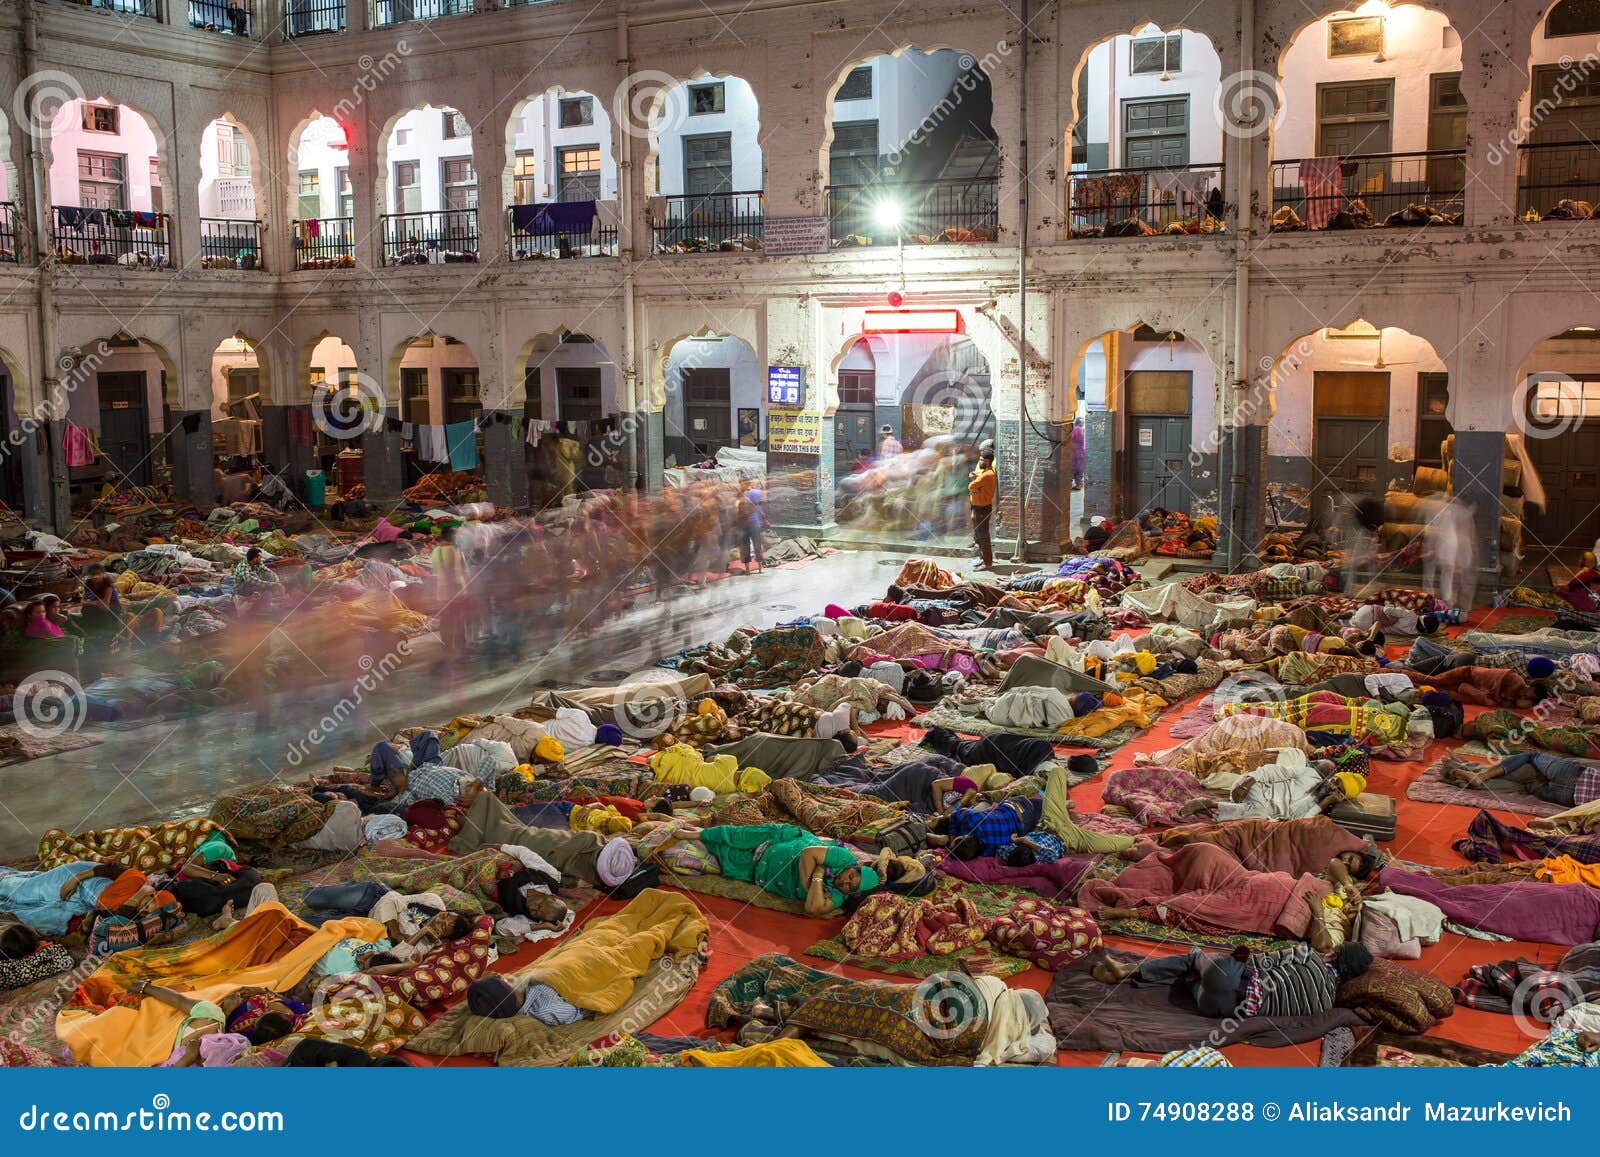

[700,823,878,916]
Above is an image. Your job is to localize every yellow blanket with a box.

[649,743,770,794]
[1059,687,1167,739]
[56,903,384,1067]
[681,1039,828,1067]
[524,888,707,1013]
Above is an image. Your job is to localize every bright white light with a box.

[874,201,903,229]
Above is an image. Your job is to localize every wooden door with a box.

[1123,370,1192,516]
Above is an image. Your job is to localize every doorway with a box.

[682,367,732,457]
[97,371,150,486]
[1122,370,1191,515]
[1122,97,1189,169]
[1522,378,1600,551]
[1312,370,1389,510]
[834,369,875,473]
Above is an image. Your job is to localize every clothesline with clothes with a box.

[54,207,166,230]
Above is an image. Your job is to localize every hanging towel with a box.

[416,425,449,463]
[1298,156,1344,230]
[445,421,478,471]
[64,424,95,467]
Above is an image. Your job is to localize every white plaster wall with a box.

[1276,6,1462,158]
[1268,326,1446,465]
[208,341,259,416]
[523,340,621,417]
[1079,27,1224,168]
[654,76,763,195]
[508,91,618,202]
[197,119,255,219]
[382,104,475,213]
[663,335,762,440]
[399,338,481,421]
[48,100,162,211]
[1518,16,1600,125]
[68,349,167,434]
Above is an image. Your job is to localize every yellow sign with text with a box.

[767,410,823,454]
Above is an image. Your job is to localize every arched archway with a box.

[47,98,171,267]
[286,113,356,268]
[1267,319,1448,528]
[0,344,30,513]
[1070,324,1216,525]
[1065,23,1226,237]
[198,116,265,268]
[660,331,759,465]
[376,104,480,265]
[822,47,999,245]
[648,75,763,252]
[1269,4,1466,230]
[0,107,20,258]
[515,330,623,492]
[1515,1,1600,217]
[1511,326,1600,557]
[60,333,179,492]
[386,333,483,491]
[504,88,618,259]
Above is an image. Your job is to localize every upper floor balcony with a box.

[1066,164,1224,239]
[187,0,251,35]
[200,218,265,269]
[1269,150,1466,232]
[285,0,345,36]
[507,203,618,260]
[0,204,18,263]
[1517,141,1600,222]
[381,208,479,266]
[650,192,764,255]
[52,206,172,269]
[293,217,356,269]
[827,177,999,247]
[369,0,470,28]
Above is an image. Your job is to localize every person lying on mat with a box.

[699,823,880,917]
[1091,942,1373,1019]
[128,979,227,1068]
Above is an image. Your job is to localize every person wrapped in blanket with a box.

[1175,746,1367,822]
[927,756,1143,863]
[698,823,881,917]
[1092,942,1374,1019]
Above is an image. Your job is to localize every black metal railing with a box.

[1067,164,1225,237]
[1270,149,1466,230]
[827,177,999,245]
[200,218,264,269]
[0,203,17,263]
[285,0,345,35]
[293,217,355,269]
[1516,141,1600,219]
[381,209,479,265]
[506,207,618,259]
[651,192,764,253]
[85,0,161,18]
[188,0,250,34]
[51,206,172,268]
[370,0,471,26]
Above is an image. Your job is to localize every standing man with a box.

[969,442,997,571]
[879,424,902,458]
[1070,417,1086,491]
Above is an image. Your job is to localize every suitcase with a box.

[1329,792,1397,842]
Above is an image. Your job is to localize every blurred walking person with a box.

[969,442,997,571]
[1424,495,1478,614]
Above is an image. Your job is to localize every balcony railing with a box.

[381,208,479,265]
[651,191,765,253]
[51,206,172,268]
[188,0,250,34]
[1516,141,1600,220]
[293,217,356,269]
[285,0,345,35]
[1067,164,1225,238]
[507,205,618,260]
[200,218,264,270]
[827,177,999,245]
[1270,149,1466,231]
[370,0,471,26]
[85,0,161,18]
[0,203,17,263]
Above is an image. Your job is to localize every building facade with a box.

[1,0,1597,574]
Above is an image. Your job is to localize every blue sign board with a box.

[767,365,804,406]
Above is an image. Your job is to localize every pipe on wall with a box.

[1225,0,1255,572]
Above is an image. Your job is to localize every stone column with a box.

[361,425,406,507]
[168,410,217,507]
[1450,430,1505,582]
[480,412,517,508]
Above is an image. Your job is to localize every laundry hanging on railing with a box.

[415,425,450,464]
[1298,156,1344,230]
[510,201,597,234]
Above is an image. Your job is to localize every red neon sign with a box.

[861,309,963,335]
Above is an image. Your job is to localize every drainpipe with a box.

[617,5,640,488]
[21,3,66,533]
[1225,0,1254,572]
[1010,0,1029,561]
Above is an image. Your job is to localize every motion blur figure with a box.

[1423,494,1478,613]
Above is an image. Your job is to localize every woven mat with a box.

[0,725,102,767]
[804,936,1029,979]
[1405,757,1567,818]
[1098,916,1297,954]
[657,869,809,914]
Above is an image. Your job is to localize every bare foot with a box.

[1177,798,1213,817]
[211,901,236,931]
[1092,959,1138,984]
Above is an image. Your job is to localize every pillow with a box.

[1337,959,1455,1033]
[0,942,74,992]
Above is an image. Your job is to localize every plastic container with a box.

[303,469,326,508]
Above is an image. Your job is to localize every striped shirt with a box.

[1239,944,1339,1019]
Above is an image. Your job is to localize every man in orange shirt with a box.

[968,443,997,570]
